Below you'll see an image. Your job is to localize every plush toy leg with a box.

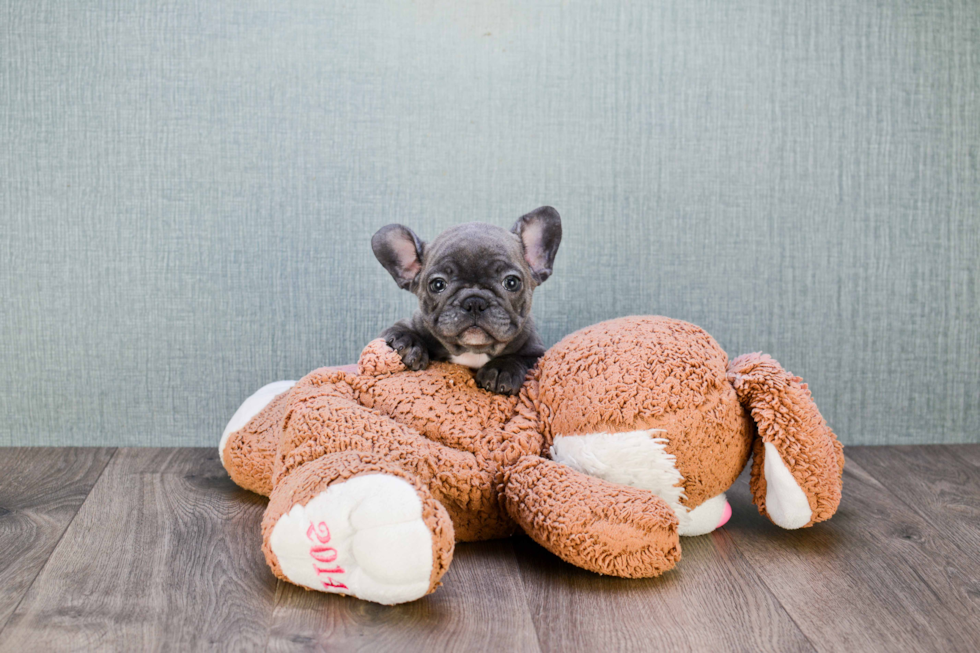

[728,353,845,529]
[275,375,512,541]
[262,451,454,605]
[220,380,297,496]
[502,456,682,578]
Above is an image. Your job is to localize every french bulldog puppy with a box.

[371,206,562,395]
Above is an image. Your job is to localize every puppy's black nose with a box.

[461,294,489,313]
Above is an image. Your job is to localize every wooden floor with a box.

[0,446,978,652]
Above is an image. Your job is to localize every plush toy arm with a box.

[220,362,371,496]
[727,353,844,529]
[358,338,408,376]
[502,455,681,577]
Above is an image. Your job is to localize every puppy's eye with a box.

[428,278,447,293]
[503,275,522,292]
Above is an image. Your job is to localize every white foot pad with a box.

[678,493,729,536]
[763,441,813,529]
[269,474,434,605]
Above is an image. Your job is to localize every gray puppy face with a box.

[372,207,562,356]
[418,223,530,354]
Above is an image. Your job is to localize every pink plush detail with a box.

[717,501,732,529]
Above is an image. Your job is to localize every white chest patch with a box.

[450,352,491,369]
[551,429,699,534]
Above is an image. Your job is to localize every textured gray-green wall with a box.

[2,1,978,446]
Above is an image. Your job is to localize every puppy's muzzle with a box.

[460,293,489,314]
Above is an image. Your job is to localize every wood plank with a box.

[5,445,978,651]
[513,530,814,652]
[725,453,980,653]
[937,443,980,469]
[267,539,541,653]
[0,448,277,652]
[848,445,980,555]
[0,447,115,634]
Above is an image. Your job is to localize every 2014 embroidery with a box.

[306,521,347,590]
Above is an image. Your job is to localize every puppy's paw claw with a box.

[402,346,429,371]
[384,332,429,371]
[475,366,498,393]
[475,359,525,395]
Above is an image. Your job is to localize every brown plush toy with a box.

[220,316,843,605]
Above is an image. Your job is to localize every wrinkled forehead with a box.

[424,223,524,270]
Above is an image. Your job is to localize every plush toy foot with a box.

[220,380,297,496]
[220,380,297,464]
[220,366,362,497]
[269,475,435,603]
[262,453,454,605]
[679,493,732,536]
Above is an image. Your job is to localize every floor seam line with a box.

[0,447,119,640]
[716,525,820,653]
[262,580,284,652]
[512,538,558,653]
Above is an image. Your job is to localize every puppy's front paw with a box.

[475,357,528,395]
[384,330,430,371]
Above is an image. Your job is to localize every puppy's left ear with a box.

[511,206,562,284]
[372,224,425,291]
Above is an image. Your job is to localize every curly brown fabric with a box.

[221,390,293,497]
[221,315,844,602]
[503,456,681,577]
[728,353,844,526]
[534,316,755,508]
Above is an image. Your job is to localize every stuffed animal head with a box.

[530,316,746,442]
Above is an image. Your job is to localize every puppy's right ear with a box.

[371,224,424,291]
[511,206,562,284]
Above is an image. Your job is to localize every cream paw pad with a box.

[268,473,440,605]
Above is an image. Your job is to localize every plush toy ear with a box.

[372,224,425,291]
[511,206,562,284]
[727,353,844,529]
